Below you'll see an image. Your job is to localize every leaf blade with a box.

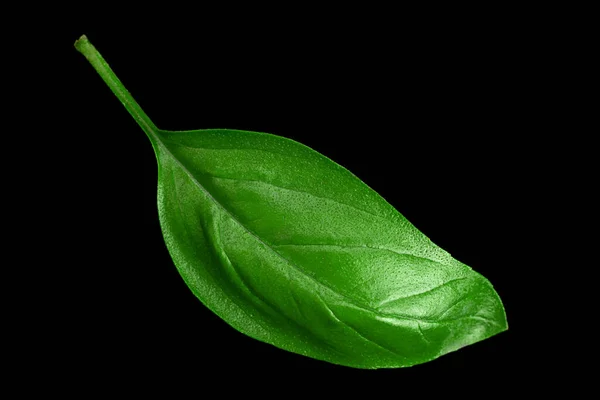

[154,128,507,368]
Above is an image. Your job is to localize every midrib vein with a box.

[156,139,467,325]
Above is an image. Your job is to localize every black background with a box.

[43,7,547,391]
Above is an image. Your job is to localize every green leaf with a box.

[75,35,507,369]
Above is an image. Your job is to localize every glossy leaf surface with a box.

[76,35,507,369]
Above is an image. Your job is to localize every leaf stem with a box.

[74,35,159,141]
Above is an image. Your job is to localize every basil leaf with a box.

[75,35,507,369]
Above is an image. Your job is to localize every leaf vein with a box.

[207,173,393,224]
[376,277,468,308]
[418,323,431,345]
[317,294,404,358]
[168,166,273,336]
[273,242,449,268]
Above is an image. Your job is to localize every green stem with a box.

[74,35,159,141]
